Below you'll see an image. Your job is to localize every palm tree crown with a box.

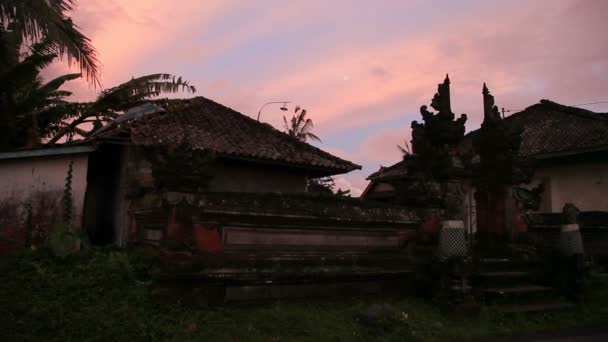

[283,106,321,143]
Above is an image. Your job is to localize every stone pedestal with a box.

[558,224,584,256]
[438,220,467,261]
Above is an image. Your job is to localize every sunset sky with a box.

[49,0,608,195]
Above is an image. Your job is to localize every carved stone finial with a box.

[482,83,501,124]
[430,76,453,119]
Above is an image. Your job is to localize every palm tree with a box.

[0,34,81,149]
[0,0,99,84]
[397,139,411,156]
[281,107,339,194]
[282,106,321,143]
[46,74,197,144]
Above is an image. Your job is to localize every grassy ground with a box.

[1,248,608,342]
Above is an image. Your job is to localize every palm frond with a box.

[397,139,411,156]
[0,0,100,85]
[300,118,314,133]
[94,73,196,111]
[37,73,80,94]
[282,115,290,132]
[303,132,321,143]
[295,109,307,130]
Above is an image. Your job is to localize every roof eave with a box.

[0,145,95,161]
[527,144,608,161]
[218,153,361,176]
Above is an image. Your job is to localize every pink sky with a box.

[49,0,608,195]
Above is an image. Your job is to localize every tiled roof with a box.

[366,160,409,181]
[499,100,608,158]
[92,97,361,175]
[367,100,608,181]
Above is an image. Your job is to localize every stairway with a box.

[474,257,575,314]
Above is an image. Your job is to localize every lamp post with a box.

[257,101,290,121]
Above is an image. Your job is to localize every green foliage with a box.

[48,223,80,258]
[0,34,81,149]
[308,176,335,195]
[1,248,607,341]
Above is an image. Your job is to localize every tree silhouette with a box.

[283,106,321,143]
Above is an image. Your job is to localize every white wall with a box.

[532,160,608,212]
[0,154,89,248]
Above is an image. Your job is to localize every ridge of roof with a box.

[508,99,608,122]
[366,159,408,181]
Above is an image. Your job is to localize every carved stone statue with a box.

[410,120,427,155]
[562,203,580,225]
[512,183,545,211]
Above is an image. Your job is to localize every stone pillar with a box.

[438,220,467,261]
[558,203,584,257]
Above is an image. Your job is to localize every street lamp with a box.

[257,101,290,121]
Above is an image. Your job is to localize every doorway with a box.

[83,144,124,245]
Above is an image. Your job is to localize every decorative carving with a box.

[512,183,545,211]
[562,203,580,225]
[409,75,468,177]
[473,83,529,189]
[482,83,502,124]
[403,75,469,219]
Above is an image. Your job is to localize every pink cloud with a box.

[39,1,608,193]
[253,0,607,135]
[44,0,240,100]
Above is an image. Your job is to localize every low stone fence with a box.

[130,192,426,301]
[525,211,608,261]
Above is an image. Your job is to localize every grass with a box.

[1,247,608,341]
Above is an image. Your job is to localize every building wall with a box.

[207,161,308,193]
[0,154,89,252]
[531,160,608,212]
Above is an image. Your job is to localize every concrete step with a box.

[475,270,536,288]
[483,285,554,295]
[478,271,531,278]
[500,301,575,314]
[478,258,536,272]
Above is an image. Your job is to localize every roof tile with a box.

[94,97,361,174]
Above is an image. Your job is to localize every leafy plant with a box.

[48,223,80,258]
